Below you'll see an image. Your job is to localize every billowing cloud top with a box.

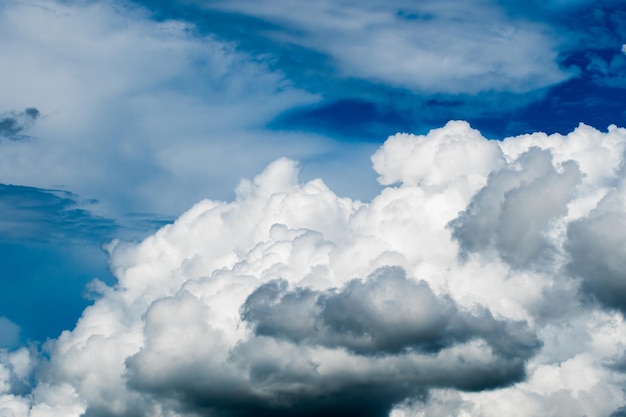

[2,121,626,417]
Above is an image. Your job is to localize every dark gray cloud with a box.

[0,108,40,140]
[450,148,582,268]
[242,267,539,358]
[127,365,423,417]
[122,267,539,417]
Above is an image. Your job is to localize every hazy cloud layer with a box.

[2,121,626,416]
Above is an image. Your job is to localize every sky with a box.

[1,0,626,416]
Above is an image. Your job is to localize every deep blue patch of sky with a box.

[0,185,164,342]
[269,99,416,142]
[0,240,113,343]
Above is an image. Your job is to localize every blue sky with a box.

[1,0,626,416]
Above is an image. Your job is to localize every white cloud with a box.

[2,120,626,416]
[371,121,504,192]
[204,0,572,94]
[0,348,35,417]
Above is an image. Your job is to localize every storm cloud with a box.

[242,267,539,359]
[123,268,536,417]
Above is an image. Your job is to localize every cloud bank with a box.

[2,120,626,416]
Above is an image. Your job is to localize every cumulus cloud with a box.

[242,267,538,359]
[0,347,35,417]
[3,120,626,416]
[451,147,582,268]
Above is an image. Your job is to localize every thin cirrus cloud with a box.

[201,0,573,94]
[2,121,626,416]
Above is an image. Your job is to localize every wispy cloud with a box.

[0,108,40,140]
[0,184,115,243]
[202,0,573,94]
[134,0,626,138]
